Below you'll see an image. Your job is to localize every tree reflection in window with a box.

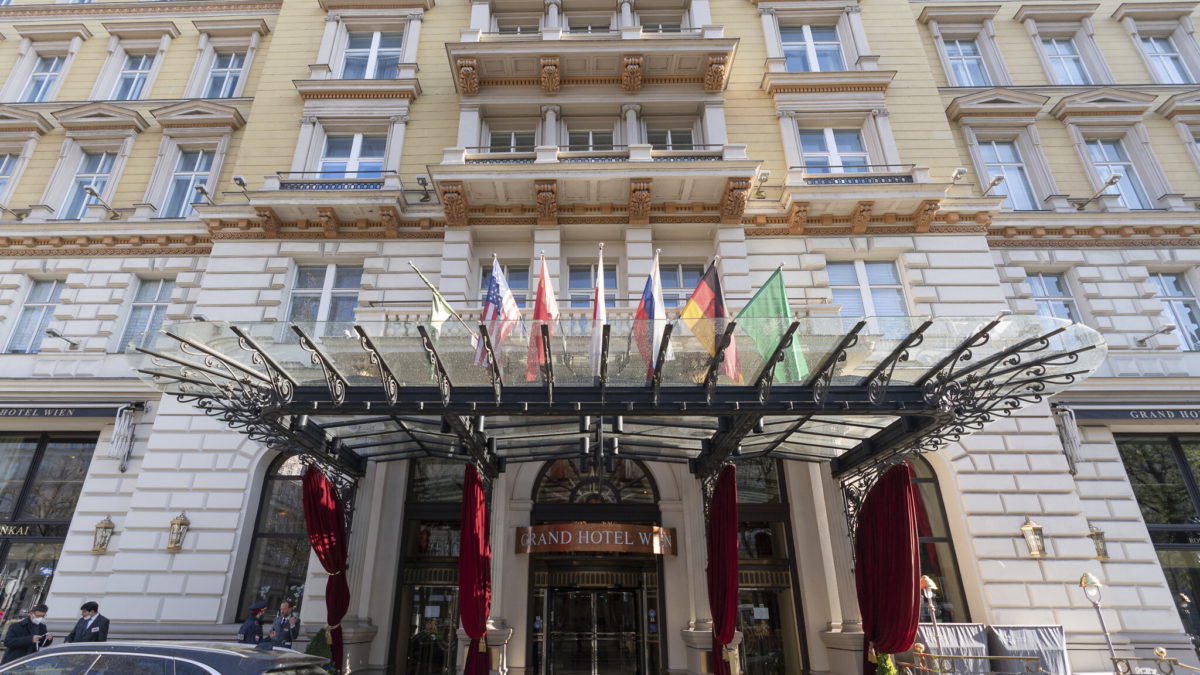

[236,455,308,622]
[534,459,656,504]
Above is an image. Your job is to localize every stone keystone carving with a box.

[720,178,750,224]
[622,56,644,92]
[535,180,558,226]
[850,201,874,233]
[439,181,469,227]
[629,179,652,225]
[787,202,809,234]
[540,56,560,93]
[704,54,728,91]
[457,58,480,95]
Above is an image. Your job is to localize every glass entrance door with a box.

[548,589,640,675]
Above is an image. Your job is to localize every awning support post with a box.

[754,320,801,403]
[479,324,504,405]
[702,321,738,404]
[354,325,401,405]
[860,320,933,405]
[291,324,350,406]
[650,323,674,405]
[416,325,454,405]
[806,320,867,406]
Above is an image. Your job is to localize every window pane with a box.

[256,475,305,534]
[287,294,321,322]
[341,54,369,79]
[359,135,387,158]
[409,458,465,502]
[736,457,781,504]
[295,266,327,289]
[0,653,96,675]
[0,542,64,642]
[0,435,37,518]
[333,266,363,289]
[737,521,788,559]
[832,288,865,317]
[826,262,858,286]
[1117,437,1197,526]
[236,536,309,620]
[379,32,405,49]
[327,293,358,323]
[87,655,171,675]
[870,288,906,316]
[324,136,354,159]
[864,262,899,285]
[21,438,96,520]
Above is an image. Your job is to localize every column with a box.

[533,227,562,299]
[690,0,712,29]
[316,15,342,66]
[439,227,475,303]
[541,105,560,147]
[760,8,782,60]
[544,0,561,29]
[401,13,423,65]
[387,114,408,176]
[619,0,635,28]
[621,104,642,146]
[624,226,653,302]
[702,103,727,148]
[289,116,319,172]
[777,111,801,170]
[470,0,492,32]
[457,105,482,149]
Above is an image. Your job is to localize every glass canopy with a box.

[128,315,1106,482]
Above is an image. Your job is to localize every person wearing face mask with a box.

[65,602,108,643]
[1,603,53,663]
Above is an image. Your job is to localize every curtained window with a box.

[236,455,308,622]
[909,456,970,622]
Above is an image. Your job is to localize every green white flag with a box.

[735,267,808,380]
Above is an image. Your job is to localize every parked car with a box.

[0,641,328,674]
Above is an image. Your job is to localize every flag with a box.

[633,250,673,378]
[591,244,607,377]
[525,253,559,381]
[735,267,808,381]
[409,261,477,348]
[680,260,742,383]
[474,257,522,367]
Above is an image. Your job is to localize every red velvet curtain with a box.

[706,464,739,675]
[301,465,351,673]
[854,463,921,674]
[458,464,492,675]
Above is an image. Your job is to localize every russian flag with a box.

[633,250,672,377]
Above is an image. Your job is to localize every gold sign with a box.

[515,524,676,556]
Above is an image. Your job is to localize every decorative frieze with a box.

[912,200,940,233]
[540,56,561,93]
[439,182,469,227]
[535,181,558,226]
[621,56,643,93]
[786,202,808,234]
[457,58,480,95]
[629,180,652,225]
[719,178,750,224]
[704,54,728,91]
[850,201,874,234]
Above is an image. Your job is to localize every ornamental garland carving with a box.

[850,202,874,233]
[540,56,560,93]
[457,58,480,95]
[535,180,558,226]
[912,200,939,233]
[720,178,750,224]
[704,54,728,91]
[787,202,808,234]
[629,179,652,225]
[621,56,643,93]
[439,182,469,227]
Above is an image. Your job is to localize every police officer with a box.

[238,602,266,644]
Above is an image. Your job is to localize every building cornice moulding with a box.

[0,1,281,21]
[319,0,435,11]
[1013,3,1100,24]
[917,4,1002,25]
[101,20,181,41]
[947,88,1050,121]
[1157,89,1200,118]
[0,105,53,136]
[53,102,149,134]
[150,100,245,131]
[1111,1,1199,22]
[761,70,896,96]
[293,78,421,101]
[14,23,92,42]
[1051,87,1157,121]
[190,17,271,37]
[0,233,209,257]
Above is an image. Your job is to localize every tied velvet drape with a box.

[301,466,351,673]
[458,464,492,675]
[706,464,739,675]
[854,463,921,675]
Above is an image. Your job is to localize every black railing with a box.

[276,170,398,191]
[791,164,917,185]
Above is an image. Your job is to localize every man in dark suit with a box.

[1,603,53,663]
[64,602,108,643]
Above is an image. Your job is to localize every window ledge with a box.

[761,69,895,96]
[293,76,421,101]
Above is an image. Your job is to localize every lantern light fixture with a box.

[1021,516,1046,558]
[1088,523,1110,562]
[166,512,190,552]
[92,515,115,554]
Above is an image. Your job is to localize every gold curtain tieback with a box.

[327,623,341,630]
[326,570,343,576]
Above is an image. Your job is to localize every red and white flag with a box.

[525,253,559,381]
[591,243,607,377]
[475,256,522,367]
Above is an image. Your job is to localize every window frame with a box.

[20,55,64,103]
[1062,119,1178,212]
[976,138,1040,211]
[961,125,1058,212]
[116,278,175,353]
[1084,136,1154,210]
[1117,9,1200,85]
[204,51,247,98]
[285,263,363,324]
[5,279,64,355]
[567,262,617,309]
[110,52,156,101]
[183,19,268,100]
[233,454,309,623]
[290,118,406,178]
[826,260,908,322]
[0,131,43,206]
[40,132,137,222]
[921,9,1011,87]
[1017,8,1113,86]
[88,28,176,103]
[339,30,405,80]
[779,22,846,73]
[314,12,422,83]
[1026,272,1080,323]
[942,37,992,87]
[60,150,118,220]
[319,132,387,178]
[795,126,870,174]
[659,262,705,309]
[908,455,971,624]
[761,3,874,74]
[1149,271,1200,351]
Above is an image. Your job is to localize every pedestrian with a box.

[65,601,108,643]
[238,602,266,644]
[267,601,300,649]
[1,604,53,664]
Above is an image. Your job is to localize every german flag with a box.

[680,261,743,383]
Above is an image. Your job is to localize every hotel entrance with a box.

[546,588,640,675]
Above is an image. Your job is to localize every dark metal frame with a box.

[234,454,310,622]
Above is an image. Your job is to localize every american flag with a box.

[475,257,522,367]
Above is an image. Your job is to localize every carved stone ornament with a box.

[255,206,281,237]
[622,55,644,93]
[439,181,469,227]
[379,205,400,237]
[850,201,874,233]
[787,202,809,234]
[535,180,558,226]
[457,58,480,95]
[720,178,750,224]
[316,207,340,238]
[540,56,561,93]
[704,54,728,92]
[912,200,939,233]
[629,179,652,225]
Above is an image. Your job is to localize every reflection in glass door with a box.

[548,589,640,675]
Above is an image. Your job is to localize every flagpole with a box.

[408,260,478,338]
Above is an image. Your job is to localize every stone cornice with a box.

[0,233,209,257]
[1111,1,1199,22]
[1013,3,1100,24]
[0,105,53,136]
[14,23,92,42]
[293,78,421,100]
[917,4,1002,25]
[946,87,1050,122]
[762,70,895,96]
[190,17,271,37]
[0,0,281,20]
[101,20,181,41]
[318,0,435,10]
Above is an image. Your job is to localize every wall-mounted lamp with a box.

[193,185,215,206]
[1021,516,1046,558]
[951,167,968,184]
[1080,572,1117,662]
[0,204,26,221]
[415,175,432,202]
[754,171,771,199]
[92,515,115,553]
[83,186,121,220]
[45,329,80,350]
[166,512,190,552]
[1136,323,1177,346]
[1070,174,1122,211]
[1088,523,1110,562]
[981,174,1006,197]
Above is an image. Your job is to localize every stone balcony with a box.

[782,164,952,219]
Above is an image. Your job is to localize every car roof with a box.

[36,641,326,665]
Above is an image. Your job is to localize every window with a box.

[480,263,530,308]
[1085,139,1152,210]
[797,128,868,173]
[112,53,154,100]
[6,280,63,354]
[944,39,991,86]
[780,25,844,73]
[19,56,63,103]
[495,18,540,34]
[566,17,612,33]
[235,455,308,623]
[1150,272,1200,350]
[979,140,1038,210]
[161,150,214,218]
[642,17,683,33]
[489,130,535,153]
[205,52,245,98]
[1027,273,1078,322]
[1116,435,1200,641]
[1042,38,1091,85]
[535,459,656,504]
[119,279,175,352]
[340,31,403,80]
[320,134,385,178]
[568,264,617,309]
[286,265,362,324]
[87,655,171,675]
[909,456,969,623]
[1142,35,1194,84]
[0,154,15,197]
[60,152,116,220]
[659,263,704,308]
[647,128,694,151]
[566,129,614,152]
[828,261,906,319]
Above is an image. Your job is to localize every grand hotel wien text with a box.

[0,0,1199,672]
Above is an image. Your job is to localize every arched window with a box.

[909,455,970,623]
[236,455,308,622]
[534,458,656,504]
